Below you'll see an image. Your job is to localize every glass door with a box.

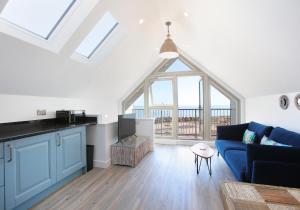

[148,78,174,137]
[177,76,204,140]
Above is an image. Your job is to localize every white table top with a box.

[191,143,215,158]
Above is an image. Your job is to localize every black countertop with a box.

[0,116,97,143]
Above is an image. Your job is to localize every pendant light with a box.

[159,21,179,59]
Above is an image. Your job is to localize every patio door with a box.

[148,78,175,138]
[177,76,204,140]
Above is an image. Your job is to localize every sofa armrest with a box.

[251,160,300,188]
[246,144,300,181]
[216,123,249,140]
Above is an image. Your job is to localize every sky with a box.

[133,59,230,108]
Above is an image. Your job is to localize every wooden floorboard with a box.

[32,144,235,210]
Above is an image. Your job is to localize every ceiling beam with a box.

[0,0,8,13]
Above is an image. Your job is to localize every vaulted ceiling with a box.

[0,0,299,102]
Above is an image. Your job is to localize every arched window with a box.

[123,56,240,140]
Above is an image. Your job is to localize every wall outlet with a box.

[37,109,47,116]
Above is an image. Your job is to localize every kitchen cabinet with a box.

[4,126,86,210]
[57,126,86,181]
[0,143,4,210]
[4,133,56,210]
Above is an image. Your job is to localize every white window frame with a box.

[74,11,119,59]
[122,55,241,140]
[0,0,77,40]
[0,0,100,53]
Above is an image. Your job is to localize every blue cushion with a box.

[269,127,300,147]
[224,150,247,181]
[215,140,246,157]
[248,122,273,142]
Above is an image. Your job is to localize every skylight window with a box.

[75,12,119,59]
[0,0,76,39]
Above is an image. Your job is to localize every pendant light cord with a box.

[166,21,172,38]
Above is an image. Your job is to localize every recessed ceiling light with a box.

[139,19,144,24]
[184,12,189,17]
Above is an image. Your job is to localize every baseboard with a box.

[154,138,177,145]
[94,159,111,168]
[155,138,215,147]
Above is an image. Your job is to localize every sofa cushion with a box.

[248,122,273,142]
[225,150,247,181]
[215,140,246,157]
[242,129,256,144]
[260,135,291,147]
[269,127,300,147]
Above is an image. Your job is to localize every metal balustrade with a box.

[132,108,232,139]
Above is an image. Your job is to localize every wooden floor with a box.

[32,144,235,210]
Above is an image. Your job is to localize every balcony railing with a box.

[178,108,203,139]
[210,108,233,138]
[132,108,232,139]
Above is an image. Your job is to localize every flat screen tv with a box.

[118,113,136,141]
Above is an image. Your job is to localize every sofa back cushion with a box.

[248,122,273,142]
[269,127,300,147]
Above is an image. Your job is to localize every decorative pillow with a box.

[242,129,256,144]
[260,135,291,147]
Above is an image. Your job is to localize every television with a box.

[118,113,136,142]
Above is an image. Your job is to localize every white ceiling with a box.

[0,0,299,102]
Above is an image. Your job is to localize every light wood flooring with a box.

[32,144,235,210]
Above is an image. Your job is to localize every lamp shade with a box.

[159,37,179,59]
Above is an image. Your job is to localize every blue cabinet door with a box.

[4,133,56,210]
[57,127,86,181]
[0,187,4,210]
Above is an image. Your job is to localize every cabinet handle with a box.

[8,144,13,162]
[57,133,61,147]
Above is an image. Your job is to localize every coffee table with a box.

[191,143,215,176]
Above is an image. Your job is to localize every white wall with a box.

[246,92,300,133]
[0,94,119,124]
[86,122,118,168]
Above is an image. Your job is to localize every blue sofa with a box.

[215,121,300,188]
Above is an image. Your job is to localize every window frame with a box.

[74,11,119,59]
[0,0,99,53]
[0,0,77,40]
[148,78,174,107]
[122,54,241,140]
